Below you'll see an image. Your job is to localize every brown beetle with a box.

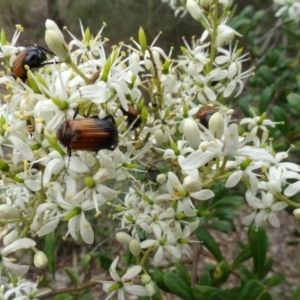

[197,105,217,128]
[56,117,119,156]
[121,105,142,129]
[12,46,54,81]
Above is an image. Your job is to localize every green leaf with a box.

[259,86,274,114]
[45,232,56,280]
[292,280,300,300]
[213,208,234,220]
[237,280,272,300]
[164,273,195,300]
[272,105,290,136]
[287,93,300,112]
[199,270,212,286]
[209,220,233,233]
[193,286,224,300]
[212,260,230,286]
[195,226,223,262]
[210,196,243,209]
[232,245,252,268]
[296,73,300,90]
[93,252,113,270]
[248,226,268,279]
[260,256,273,279]
[175,263,190,284]
[151,267,171,293]
[64,268,78,287]
[263,273,286,287]
[209,293,224,300]
[237,265,256,285]
[81,255,91,273]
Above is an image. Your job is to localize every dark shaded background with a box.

[0,0,271,55]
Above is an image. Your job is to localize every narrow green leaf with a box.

[263,273,286,287]
[45,232,56,280]
[199,270,212,286]
[232,245,252,268]
[209,293,224,300]
[272,105,290,135]
[292,280,300,300]
[259,86,274,114]
[193,285,224,300]
[287,93,300,113]
[209,220,233,233]
[296,73,300,90]
[64,268,78,287]
[195,226,223,261]
[210,196,243,209]
[81,255,91,273]
[257,66,273,84]
[237,265,256,285]
[175,263,190,284]
[93,252,113,270]
[248,226,268,279]
[151,267,171,293]
[237,279,267,300]
[212,260,230,286]
[260,256,273,279]
[164,273,195,300]
[214,208,234,220]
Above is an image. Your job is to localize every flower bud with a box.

[154,129,165,145]
[183,175,202,193]
[142,274,155,296]
[186,0,204,21]
[34,251,48,269]
[216,25,241,47]
[138,27,147,54]
[3,230,19,246]
[156,174,167,185]
[129,239,141,256]
[45,19,70,62]
[266,180,281,194]
[116,232,133,244]
[183,119,201,150]
[223,124,239,156]
[293,208,300,220]
[209,112,224,139]
[0,204,20,219]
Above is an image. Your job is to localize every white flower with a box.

[0,238,36,279]
[98,256,148,299]
[242,190,287,227]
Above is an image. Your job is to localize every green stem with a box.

[66,58,89,84]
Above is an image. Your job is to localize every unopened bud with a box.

[154,129,165,145]
[266,180,281,194]
[0,204,20,219]
[142,274,155,296]
[183,119,201,150]
[34,251,48,269]
[186,0,204,21]
[116,232,133,244]
[183,175,202,193]
[293,208,300,220]
[208,112,224,139]
[156,174,167,185]
[129,239,141,256]
[45,19,70,62]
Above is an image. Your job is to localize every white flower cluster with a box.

[274,0,300,22]
[0,0,299,298]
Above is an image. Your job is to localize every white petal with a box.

[124,285,148,296]
[80,213,94,244]
[68,156,89,173]
[179,151,216,171]
[2,238,36,256]
[284,181,300,197]
[153,246,164,265]
[225,170,242,188]
[241,211,256,226]
[122,265,142,281]
[3,260,29,276]
[191,189,214,200]
[43,158,64,186]
[8,135,35,161]
[267,212,280,227]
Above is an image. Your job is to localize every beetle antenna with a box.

[35,45,55,56]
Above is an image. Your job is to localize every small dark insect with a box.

[11,46,54,81]
[197,105,217,128]
[26,118,35,134]
[121,105,142,129]
[146,166,160,183]
[56,117,119,156]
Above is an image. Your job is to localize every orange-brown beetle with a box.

[197,105,217,128]
[12,46,54,81]
[121,105,141,129]
[56,117,119,156]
